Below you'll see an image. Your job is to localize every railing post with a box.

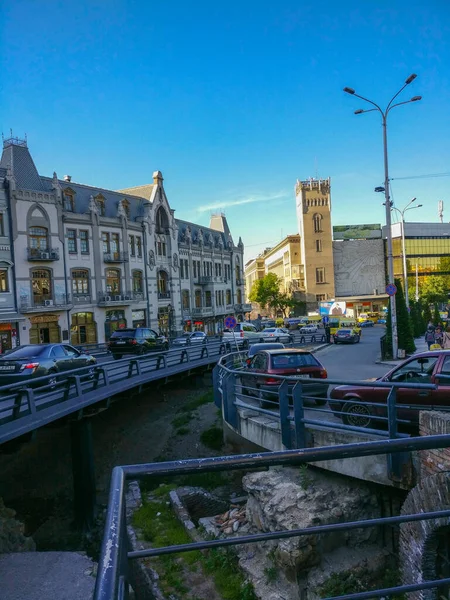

[201,346,208,358]
[279,380,292,449]
[292,382,307,448]
[128,359,141,377]
[212,365,222,408]
[180,349,188,363]
[156,355,166,370]
[222,373,237,428]
[387,386,403,481]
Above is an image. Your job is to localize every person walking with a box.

[442,327,450,349]
[435,325,444,347]
[425,324,436,351]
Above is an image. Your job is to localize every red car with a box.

[329,350,450,429]
[240,348,328,406]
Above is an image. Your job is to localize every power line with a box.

[391,172,450,181]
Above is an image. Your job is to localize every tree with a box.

[409,301,426,337]
[385,278,415,357]
[433,304,442,328]
[419,275,448,305]
[249,274,301,317]
[423,304,432,327]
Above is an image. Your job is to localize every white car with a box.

[222,323,263,348]
[260,328,293,343]
[299,325,318,334]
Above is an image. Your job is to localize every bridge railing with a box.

[93,434,450,600]
[0,340,230,444]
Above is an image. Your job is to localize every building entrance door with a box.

[29,316,61,344]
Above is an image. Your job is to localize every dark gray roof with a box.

[40,177,149,220]
[0,143,45,191]
[0,167,7,179]
[176,219,228,249]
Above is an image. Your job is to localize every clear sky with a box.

[2,1,450,262]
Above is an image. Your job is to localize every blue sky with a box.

[2,1,450,262]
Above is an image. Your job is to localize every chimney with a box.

[64,175,72,182]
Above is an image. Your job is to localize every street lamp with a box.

[344,74,422,359]
[391,198,423,309]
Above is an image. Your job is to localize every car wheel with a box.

[334,340,339,344]
[357,336,361,343]
[342,401,373,428]
[87,367,95,380]
[47,369,57,390]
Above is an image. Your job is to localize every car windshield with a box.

[271,353,319,368]
[2,345,46,358]
[110,330,135,338]
[264,328,276,333]
[179,333,191,338]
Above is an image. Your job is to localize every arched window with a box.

[72,269,89,295]
[106,269,121,294]
[237,289,242,303]
[195,290,202,308]
[95,194,106,216]
[155,206,169,234]
[157,270,169,294]
[313,213,322,233]
[63,188,75,212]
[156,236,167,256]
[29,227,48,255]
[32,269,52,305]
[226,289,231,305]
[235,257,241,282]
[132,270,143,293]
[182,290,190,310]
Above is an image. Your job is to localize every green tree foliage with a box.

[419,276,448,305]
[409,301,425,337]
[423,304,432,327]
[433,304,442,328]
[385,279,415,357]
[249,273,300,317]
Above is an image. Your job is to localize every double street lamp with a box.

[344,75,422,359]
[391,198,423,310]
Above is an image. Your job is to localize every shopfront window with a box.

[70,312,97,345]
[105,310,127,339]
[32,269,52,305]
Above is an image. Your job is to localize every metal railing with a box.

[19,293,72,311]
[104,251,129,263]
[0,339,229,445]
[27,247,60,261]
[93,433,450,600]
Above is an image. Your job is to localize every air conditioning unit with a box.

[41,252,50,259]
[103,296,112,302]
[124,295,131,300]
[44,299,54,306]
[50,251,59,259]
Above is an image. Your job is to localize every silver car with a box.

[171,331,207,346]
[260,328,293,343]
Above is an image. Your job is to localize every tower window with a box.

[316,267,325,284]
[313,214,323,233]
[316,239,322,252]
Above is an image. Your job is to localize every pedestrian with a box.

[442,327,450,350]
[435,326,443,347]
[425,325,436,351]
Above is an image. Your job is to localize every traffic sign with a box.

[224,316,237,329]
[386,283,397,296]
[323,316,329,325]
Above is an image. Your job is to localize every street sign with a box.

[323,316,329,325]
[386,283,397,296]
[224,316,237,329]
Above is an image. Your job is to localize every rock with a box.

[232,520,240,532]
[0,498,36,553]
[224,527,233,535]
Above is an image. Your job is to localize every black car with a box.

[0,344,96,387]
[108,328,169,359]
[171,331,207,346]
[334,328,360,344]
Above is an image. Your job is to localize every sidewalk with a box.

[376,335,430,367]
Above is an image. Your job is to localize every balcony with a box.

[192,307,214,318]
[73,294,92,304]
[242,303,252,312]
[195,276,224,285]
[226,304,234,312]
[103,251,129,263]
[27,247,60,261]
[20,294,72,313]
[158,292,171,300]
[97,290,140,306]
[234,303,242,312]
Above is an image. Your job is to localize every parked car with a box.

[299,325,318,334]
[334,328,360,344]
[0,344,97,387]
[359,320,374,328]
[171,331,207,346]
[261,319,277,329]
[108,328,169,359]
[260,328,293,343]
[377,319,387,324]
[222,323,263,348]
[329,350,450,429]
[240,348,328,405]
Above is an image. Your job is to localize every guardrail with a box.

[93,433,450,600]
[214,351,444,481]
[0,340,229,445]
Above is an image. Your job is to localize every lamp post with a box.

[344,75,421,359]
[391,198,423,309]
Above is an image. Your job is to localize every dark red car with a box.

[329,350,450,428]
[240,348,328,406]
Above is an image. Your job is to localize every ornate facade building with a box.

[0,137,248,346]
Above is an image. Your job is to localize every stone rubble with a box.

[213,504,248,535]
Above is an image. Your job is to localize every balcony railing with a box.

[20,294,72,313]
[158,292,171,300]
[97,291,142,306]
[234,303,242,312]
[27,247,60,261]
[195,276,225,285]
[103,251,129,263]
[73,294,92,304]
[192,307,213,317]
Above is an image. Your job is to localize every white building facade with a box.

[0,137,247,346]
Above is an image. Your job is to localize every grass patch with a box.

[172,413,193,428]
[319,566,404,600]
[200,426,224,451]
[264,565,278,583]
[134,488,257,600]
[140,470,230,494]
[180,390,214,413]
[176,427,190,436]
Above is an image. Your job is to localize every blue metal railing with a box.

[93,434,450,600]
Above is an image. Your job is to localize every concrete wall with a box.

[333,238,386,298]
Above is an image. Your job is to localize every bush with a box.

[385,279,415,356]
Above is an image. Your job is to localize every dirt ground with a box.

[0,372,229,551]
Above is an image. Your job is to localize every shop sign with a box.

[0,323,12,331]
[29,314,59,324]
[132,310,145,320]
